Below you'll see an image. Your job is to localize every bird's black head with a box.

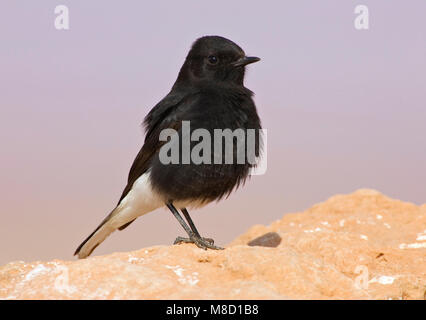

[174,36,260,87]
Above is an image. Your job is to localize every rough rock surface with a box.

[1,189,425,300]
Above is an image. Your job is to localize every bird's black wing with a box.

[116,89,198,230]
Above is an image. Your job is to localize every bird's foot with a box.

[174,235,224,250]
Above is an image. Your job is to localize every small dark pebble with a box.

[247,232,282,248]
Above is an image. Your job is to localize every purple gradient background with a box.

[0,1,425,264]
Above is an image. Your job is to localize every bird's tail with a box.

[74,208,119,259]
[74,172,163,258]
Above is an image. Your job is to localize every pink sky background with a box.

[0,1,425,264]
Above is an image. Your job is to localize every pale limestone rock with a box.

[1,189,425,299]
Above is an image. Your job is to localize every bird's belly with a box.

[150,162,250,207]
[173,198,211,210]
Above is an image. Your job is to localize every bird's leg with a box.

[166,203,194,237]
[180,208,215,245]
[180,208,201,238]
[175,207,223,250]
[166,203,223,250]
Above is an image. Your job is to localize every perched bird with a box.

[74,36,262,259]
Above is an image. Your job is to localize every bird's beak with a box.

[232,56,261,67]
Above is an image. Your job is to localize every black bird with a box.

[74,36,262,259]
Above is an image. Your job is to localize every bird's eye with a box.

[207,55,219,65]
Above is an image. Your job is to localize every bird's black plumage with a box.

[123,36,261,204]
[74,35,262,257]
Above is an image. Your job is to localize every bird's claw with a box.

[174,236,224,250]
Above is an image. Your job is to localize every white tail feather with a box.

[75,172,163,259]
